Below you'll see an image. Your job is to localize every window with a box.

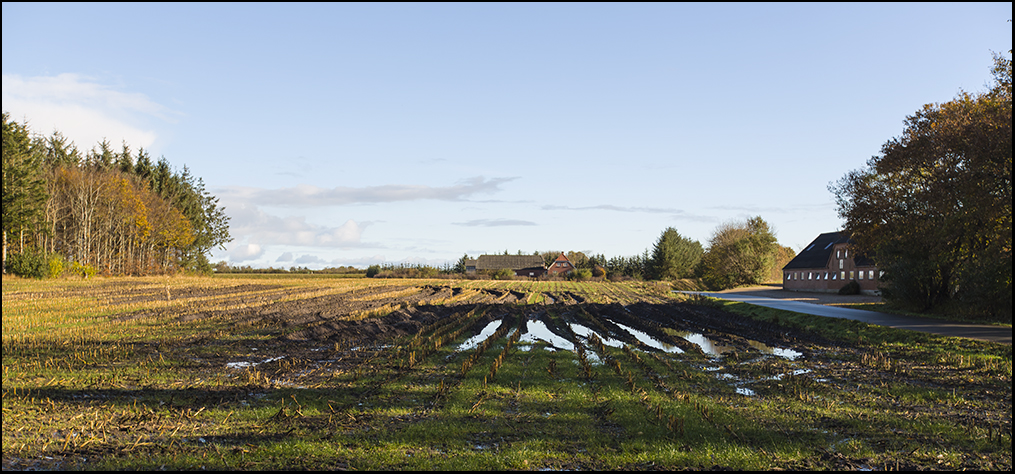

[836,250,841,259]
[849,271,855,279]
[840,271,846,280]
[839,259,844,269]
[858,271,864,280]
[808,272,812,280]
[869,270,875,280]
[824,272,829,280]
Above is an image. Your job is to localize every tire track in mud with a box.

[247,286,846,460]
[120,282,830,411]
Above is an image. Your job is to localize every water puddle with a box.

[748,340,803,360]
[612,322,684,353]
[724,368,814,396]
[226,356,284,370]
[671,331,734,357]
[770,368,812,380]
[519,319,575,352]
[456,320,503,352]
[569,323,626,349]
[664,330,802,361]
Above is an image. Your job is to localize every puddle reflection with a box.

[748,340,803,360]
[611,322,684,353]
[226,356,284,370]
[519,319,575,352]
[456,320,502,352]
[671,331,733,357]
[569,323,626,349]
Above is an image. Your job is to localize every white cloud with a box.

[229,243,264,262]
[294,254,325,264]
[276,252,294,262]
[223,201,371,248]
[1,73,177,151]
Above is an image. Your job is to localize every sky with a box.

[3,3,1012,269]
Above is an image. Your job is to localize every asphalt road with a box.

[677,291,1012,345]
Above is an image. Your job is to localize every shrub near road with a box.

[2,275,1011,470]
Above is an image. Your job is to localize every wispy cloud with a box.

[1,73,179,150]
[542,204,715,222]
[708,203,834,214]
[217,176,517,207]
[453,218,538,227]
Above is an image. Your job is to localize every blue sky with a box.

[3,3,1011,269]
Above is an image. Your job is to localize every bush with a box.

[838,280,860,295]
[366,265,381,278]
[47,254,65,278]
[490,268,515,280]
[569,268,593,281]
[6,249,48,279]
[70,261,97,278]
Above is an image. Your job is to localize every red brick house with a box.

[464,255,546,277]
[782,232,881,295]
[545,253,575,277]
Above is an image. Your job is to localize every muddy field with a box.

[2,278,1011,470]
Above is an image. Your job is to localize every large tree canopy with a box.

[2,112,48,272]
[647,227,702,280]
[2,112,231,277]
[698,216,778,290]
[830,53,1011,320]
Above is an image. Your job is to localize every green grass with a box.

[833,302,1012,327]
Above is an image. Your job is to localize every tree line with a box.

[831,52,1011,321]
[2,112,231,277]
[445,216,794,288]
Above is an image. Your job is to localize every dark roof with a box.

[782,231,876,270]
[473,255,545,271]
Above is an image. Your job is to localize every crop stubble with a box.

[2,277,1010,470]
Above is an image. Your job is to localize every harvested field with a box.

[2,276,1011,470]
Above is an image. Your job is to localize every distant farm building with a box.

[545,252,576,277]
[465,255,547,277]
[782,231,881,295]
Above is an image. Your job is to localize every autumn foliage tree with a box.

[2,113,230,277]
[830,53,1012,320]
